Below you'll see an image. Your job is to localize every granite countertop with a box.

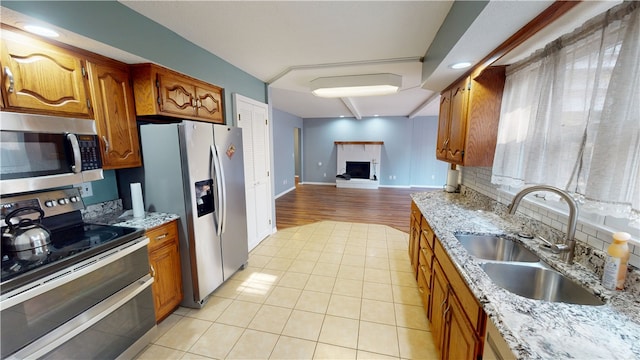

[83,204,180,230]
[411,189,640,359]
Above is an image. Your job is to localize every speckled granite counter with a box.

[90,211,179,231]
[81,199,179,231]
[411,189,640,359]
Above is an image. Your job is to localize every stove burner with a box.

[1,223,143,294]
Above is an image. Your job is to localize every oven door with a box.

[0,112,103,195]
[1,238,155,359]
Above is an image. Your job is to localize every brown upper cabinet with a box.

[0,24,141,169]
[0,25,92,118]
[86,59,142,169]
[436,67,505,167]
[130,63,225,124]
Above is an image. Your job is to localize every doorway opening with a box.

[294,127,301,187]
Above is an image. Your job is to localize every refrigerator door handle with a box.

[211,145,226,236]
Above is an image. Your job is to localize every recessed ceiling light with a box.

[449,62,472,70]
[24,25,59,38]
[339,115,345,118]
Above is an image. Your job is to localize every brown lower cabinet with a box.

[409,201,485,360]
[147,220,183,322]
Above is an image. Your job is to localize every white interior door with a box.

[234,94,272,251]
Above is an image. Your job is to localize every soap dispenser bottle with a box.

[602,232,631,290]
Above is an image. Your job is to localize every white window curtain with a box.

[492,1,639,225]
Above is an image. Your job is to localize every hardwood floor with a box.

[275,184,438,233]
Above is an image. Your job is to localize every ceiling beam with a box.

[421,1,489,83]
[341,97,362,120]
[267,57,422,85]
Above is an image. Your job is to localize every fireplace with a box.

[346,161,371,179]
[335,141,383,189]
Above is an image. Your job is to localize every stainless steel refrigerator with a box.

[139,120,248,308]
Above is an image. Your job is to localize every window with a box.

[492,1,639,231]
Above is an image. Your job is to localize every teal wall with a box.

[272,109,304,196]
[3,1,267,205]
[83,170,119,205]
[271,111,448,191]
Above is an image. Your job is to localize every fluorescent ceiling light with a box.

[310,73,401,98]
[24,25,59,38]
[449,62,472,70]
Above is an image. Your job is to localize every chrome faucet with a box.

[507,185,579,264]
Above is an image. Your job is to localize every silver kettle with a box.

[2,206,51,262]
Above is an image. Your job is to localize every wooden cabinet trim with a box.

[86,59,141,169]
[130,63,225,124]
[147,220,182,322]
[434,239,483,332]
[1,25,92,118]
[147,220,179,252]
[444,290,481,360]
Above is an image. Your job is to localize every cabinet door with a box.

[147,221,182,322]
[157,71,197,118]
[445,292,481,360]
[195,85,224,123]
[0,28,91,117]
[416,266,430,316]
[430,261,448,354]
[409,215,420,276]
[436,89,451,161]
[447,79,469,164]
[149,240,183,322]
[87,60,141,169]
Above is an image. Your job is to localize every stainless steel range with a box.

[1,188,156,359]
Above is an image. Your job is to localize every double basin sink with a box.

[455,234,604,306]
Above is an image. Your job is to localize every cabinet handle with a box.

[418,285,424,294]
[4,66,15,93]
[196,98,202,108]
[443,303,451,319]
[102,136,110,154]
[155,233,168,241]
[191,98,197,108]
[150,264,156,278]
[442,138,450,150]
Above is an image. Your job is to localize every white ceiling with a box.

[2,1,620,119]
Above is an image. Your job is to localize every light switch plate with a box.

[73,182,93,197]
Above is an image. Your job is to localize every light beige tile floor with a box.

[136,221,439,360]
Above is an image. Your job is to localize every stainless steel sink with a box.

[455,234,540,262]
[480,263,604,306]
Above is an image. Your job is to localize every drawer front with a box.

[146,221,178,252]
[411,201,421,222]
[434,239,483,332]
[418,250,432,289]
[419,239,434,275]
[416,265,430,316]
[420,218,435,249]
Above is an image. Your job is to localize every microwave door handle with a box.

[66,133,82,173]
[211,145,223,237]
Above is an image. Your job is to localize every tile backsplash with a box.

[460,166,640,269]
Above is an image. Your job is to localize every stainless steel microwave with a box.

[0,112,103,195]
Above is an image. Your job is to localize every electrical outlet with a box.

[74,182,93,197]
